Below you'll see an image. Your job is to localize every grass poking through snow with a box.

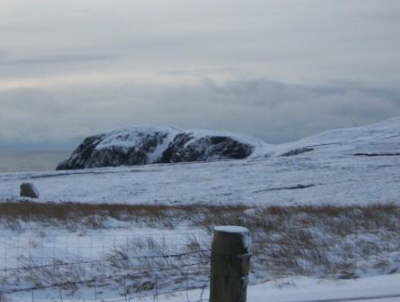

[0,201,399,298]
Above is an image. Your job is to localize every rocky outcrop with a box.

[56,134,106,170]
[57,126,263,170]
[20,182,39,198]
[160,133,254,163]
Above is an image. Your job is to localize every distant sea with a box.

[0,152,70,173]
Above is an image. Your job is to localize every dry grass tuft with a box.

[0,201,248,229]
[0,201,399,282]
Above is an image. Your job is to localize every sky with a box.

[1,0,400,151]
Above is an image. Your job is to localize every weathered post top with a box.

[213,226,251,255]
[210,226,251,302]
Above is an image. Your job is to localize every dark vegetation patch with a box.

[281,147,314,157]
[253,184,315,193]
[353,153,400,157]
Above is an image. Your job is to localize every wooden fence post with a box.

[209,226,251,302]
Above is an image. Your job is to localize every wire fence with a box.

[1,226,397,301]
[0,232,211,302]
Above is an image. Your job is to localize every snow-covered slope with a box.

[57,125,267,170]
[267,116,400,158]
[1,117,400,205]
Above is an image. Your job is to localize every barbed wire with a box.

[1,261,210,294]
[0,236,212,302]
[0,238,353,277]
[251,239,352,248]
[0,249,210,273]
[0,231,200,239]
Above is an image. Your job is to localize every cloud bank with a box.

[1,78,399,150]
[0,0,399,150]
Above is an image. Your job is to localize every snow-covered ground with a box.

[1,117,400,205]
[160,274,400,302]
[10,274,400,302]
[0,221,209,301]
[1,117,400,301]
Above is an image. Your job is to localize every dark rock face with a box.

[57,127,257,170]
[57,130,171,170]
[85,132,169,168]
[20,182,39,198]
[57,134,106,170]
[160,134,253,163]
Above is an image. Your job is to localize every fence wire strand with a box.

[0,244,211,302]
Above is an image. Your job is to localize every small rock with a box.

[20,182,39,198]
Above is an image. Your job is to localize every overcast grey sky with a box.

[1,0,400,151]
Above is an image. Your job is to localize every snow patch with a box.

[214,225,249,234]
[95,125,180,151]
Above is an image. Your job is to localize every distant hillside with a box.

[58,117,400,170]
[56,125,268,170]
[263,117,400,158]
[1,117,400,205]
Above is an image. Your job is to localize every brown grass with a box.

[0,201,249,229]
[1,201,399,291]
[0,201,398,231]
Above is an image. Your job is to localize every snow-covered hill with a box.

[56,125,267,170]
[1,117,400,205]
[265,116,400,159]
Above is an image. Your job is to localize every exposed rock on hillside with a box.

[160,132,254,163]
[56,126,264,170]
[20,182,39,198]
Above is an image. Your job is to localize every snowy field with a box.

[1,153,399,206]
[8,273,400,302]
[1,117,400,206]
[1,117,400,301]
[149,274,400,302]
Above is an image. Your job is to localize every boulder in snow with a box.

[20,182,39,198]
